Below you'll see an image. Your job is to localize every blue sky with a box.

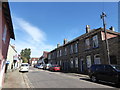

[9,2,118,57]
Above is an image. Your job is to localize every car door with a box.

[96,65,106,81]
[104,65,118,83]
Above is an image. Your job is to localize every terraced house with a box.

[48,25,120,74]
[0,1,15,88]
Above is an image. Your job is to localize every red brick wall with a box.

[2,12,10,60]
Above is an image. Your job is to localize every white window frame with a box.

[75,43,78,53]
[86,55,92,68]
[92,35,99,48]
[64,47,67,55]
[60,50,62,56]
[94,54,101,64]
[85,38,90,49]
[75,57,78,68]
[57,51,59,57]
[70,45,73,54]
[70,58,73,68]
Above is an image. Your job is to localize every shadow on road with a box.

[79,78,120,88]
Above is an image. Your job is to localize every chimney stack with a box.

[63,38,67,44]
[86,25,90,33]
[109,26,115,31]
[57,43,60,48]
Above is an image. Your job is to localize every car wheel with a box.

[91,75,97,82]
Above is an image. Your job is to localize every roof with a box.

[50,28,120,53]
[2,2,15,40]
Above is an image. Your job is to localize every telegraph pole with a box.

[100,12,110,64]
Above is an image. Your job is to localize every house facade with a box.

[0,2,15,88]
[30,57,39,66]
[48,26,120,74]
[6,44,19,73]
[38,51,49,65]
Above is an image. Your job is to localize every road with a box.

[24,66,117,88]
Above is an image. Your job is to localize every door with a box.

[80,59,84,72]
[96,65,105,81]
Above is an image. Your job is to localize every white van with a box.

[19,63,29,72]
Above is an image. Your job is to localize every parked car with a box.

[37,64,44,69]
[46,64,52,70]
[49,64,60,71]
[19,63,29,72]
[43,64,51,70]
[34,64,38,68]
[89,64,120,85]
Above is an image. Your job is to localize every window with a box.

[92,35,99,48]
[75,57,78,68]
[2,25,7,43]
[59,60,61,66]
[86,56,91,68]
[48,54,51,59]
[94,54,101,64]
[64,47,67,55]
[85,38,90,49]
[57,51,59,57]
[70,58,73,68]
[70,45,73,54]
[75,43,78,53]
[60,50,62,56]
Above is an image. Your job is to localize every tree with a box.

[20,48,31,63]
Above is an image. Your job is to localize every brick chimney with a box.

[86,25,90,33]
[57,43,60,48]
[109,26,115,31]
[63,38,67,44]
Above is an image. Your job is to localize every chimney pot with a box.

[86,25,90,33]
[57,43,60,48]
[109,26,115,31]
[63,39,67,44]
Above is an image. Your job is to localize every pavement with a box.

[2,69,29,88]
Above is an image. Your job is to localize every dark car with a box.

[89,64,120,85]
[34,64,38,68]
[49,64,60,71]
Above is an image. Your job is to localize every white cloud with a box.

[13,17,46,42]
[11,16,55,57]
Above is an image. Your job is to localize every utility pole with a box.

[100,12,110,64]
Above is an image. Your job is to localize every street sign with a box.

[6,61,10,64]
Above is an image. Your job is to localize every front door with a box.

[80,59,84,73]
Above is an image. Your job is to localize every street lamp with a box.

[100,12,110,64]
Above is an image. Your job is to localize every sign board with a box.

[6,61,10,64]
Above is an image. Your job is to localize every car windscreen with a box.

[112,65,120,71]
[21,64,28,66]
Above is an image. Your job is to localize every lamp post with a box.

[100,12,110,64]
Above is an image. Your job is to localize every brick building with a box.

[30,57,39,66]
[48,26,120,74]
[0,2,15,88]
[38,51,49,65]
